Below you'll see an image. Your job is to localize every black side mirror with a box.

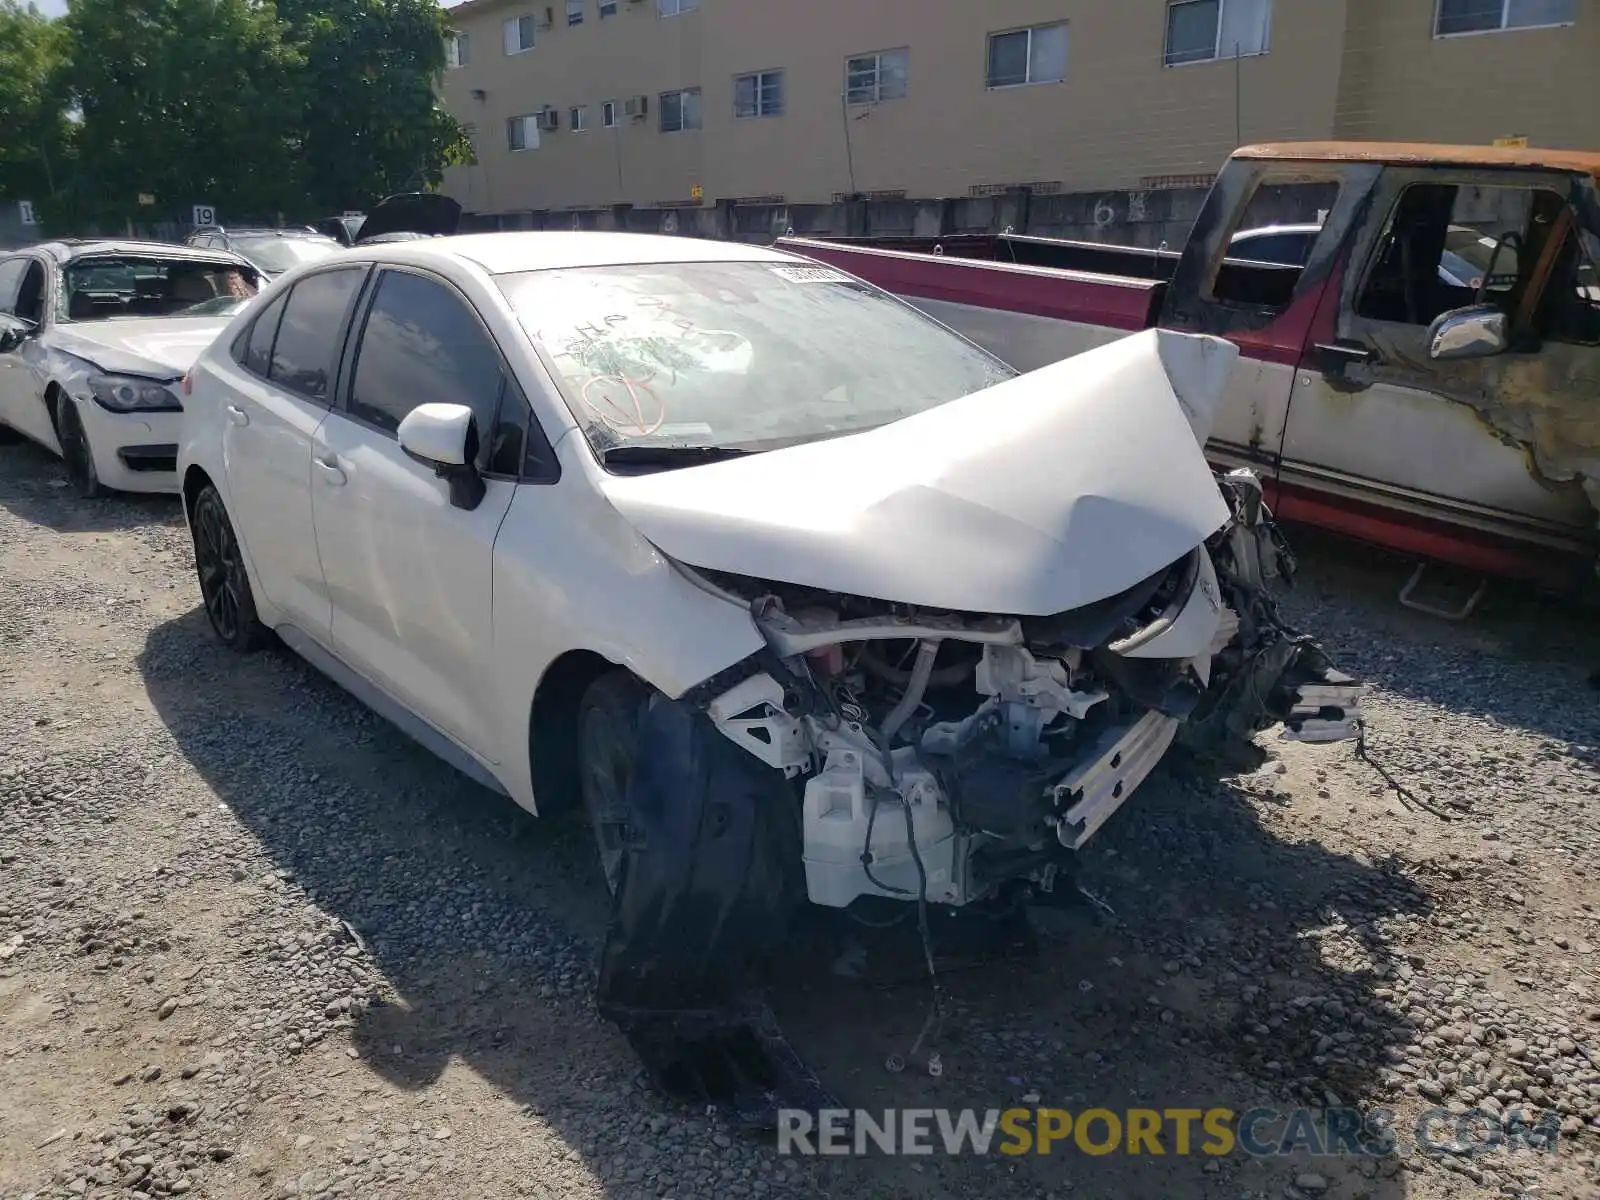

[0,326,30,355]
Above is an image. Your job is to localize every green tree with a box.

[276,0,470,211]
[0,1,72,207]
[60,0,307,226]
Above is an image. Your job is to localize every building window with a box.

[503,14,536,54]
[985,23,1067,88]
[570,104,588,131]
[1165,0,1272,65]
[659,0,697,15]
[846,47,908,104]
[660,88,701,131]
[1435,0,1574,35]
[733,70,784,118]
[507,113,540,151]
[567,0,583,25]
[602,100,618,127]
[446,32,470,68]
[600,0,617,13]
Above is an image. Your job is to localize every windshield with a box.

[496,261,1015,457]
[60,256,257,321]
[231,235,342,273]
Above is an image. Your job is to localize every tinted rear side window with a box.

[239,291,289,377]
[267,267,366,401]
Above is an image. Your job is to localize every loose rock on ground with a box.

[1,438,1598,1200]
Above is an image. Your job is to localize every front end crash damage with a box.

[592,328,1363,1120]
[594,475,1363,1120]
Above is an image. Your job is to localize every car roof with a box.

[30,239,257,269]
[350,231,800,276]
[206,227,331,240]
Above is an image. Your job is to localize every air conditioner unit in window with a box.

[624,94,649,117]
[536,108,560,131]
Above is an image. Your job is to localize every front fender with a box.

[489,460,765,805]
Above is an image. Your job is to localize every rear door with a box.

[219,265,369,637]
[1161,161,1373,479]
[1279,169,1597,567]
[309,266,521,762]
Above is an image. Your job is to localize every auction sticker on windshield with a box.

[769,265,852,284]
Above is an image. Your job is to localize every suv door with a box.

[219,265,369,637]
[1281,170,1598,573]
[310,267,522,761]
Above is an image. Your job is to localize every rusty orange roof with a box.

[1235,140,1600,179]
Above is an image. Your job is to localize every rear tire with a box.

[54,398,106,499]
[576,671,651,896]
[190,485,268,653]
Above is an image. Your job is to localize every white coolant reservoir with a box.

[801,744,959,908]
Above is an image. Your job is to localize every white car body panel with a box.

[218,367,333,635]
[47,317,228,379]
[178,238,772,812]
[0,335,62,450]
[601,328,1235,616]
[177,230,1354,844]
[311,412,518,762]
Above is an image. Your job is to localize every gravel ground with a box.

[2,435,1599,1200]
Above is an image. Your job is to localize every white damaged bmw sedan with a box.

[177,231,1361,1097]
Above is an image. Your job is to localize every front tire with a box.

[54,397,106,499]
[577,671,650,896]
[191,485,267,653]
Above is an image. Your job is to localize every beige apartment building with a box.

[436,0,1598,221]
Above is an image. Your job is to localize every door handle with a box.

[1312,342,1376,364]
[314,456,347,486]
[225,405,249,427]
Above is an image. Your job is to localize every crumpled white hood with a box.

[600,328,1238,617]
[49,316,234,378]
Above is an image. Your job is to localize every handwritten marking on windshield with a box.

[579,374,667,437]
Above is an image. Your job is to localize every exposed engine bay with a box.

[594,466,1363,1123]
[688,466,1363,912]
[589,329,1364,1125]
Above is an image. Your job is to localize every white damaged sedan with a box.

[176,232,1361,1108]
[0,240,262,496]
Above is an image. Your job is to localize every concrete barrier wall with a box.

[455,182,1332,249]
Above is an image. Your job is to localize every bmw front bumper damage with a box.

[593,467,1363,1124]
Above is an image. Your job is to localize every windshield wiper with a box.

[600,444,758,467]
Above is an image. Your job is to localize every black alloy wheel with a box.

[191,485,267,652]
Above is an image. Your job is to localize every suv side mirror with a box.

[398,402,487,510]
[1427,304,1509,362]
